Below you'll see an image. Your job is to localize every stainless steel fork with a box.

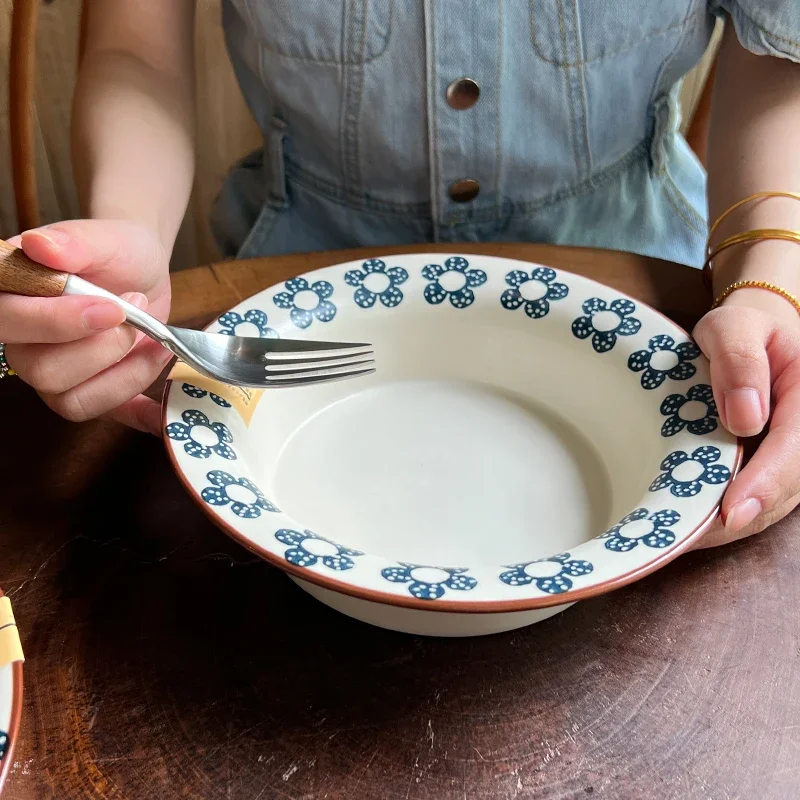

[0,240,375,389]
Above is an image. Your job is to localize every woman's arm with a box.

[694,22,800,544]
[73,0,196,253]
[0,1,197,433]
[707,23,800,320]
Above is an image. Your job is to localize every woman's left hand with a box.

[692,290,800,548]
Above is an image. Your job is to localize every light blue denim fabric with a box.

[211,1,800,268]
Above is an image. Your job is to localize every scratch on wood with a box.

[8,535,87,598]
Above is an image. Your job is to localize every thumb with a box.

[20,220,167,296]
[693,307,771,437]
[104,395,163,436]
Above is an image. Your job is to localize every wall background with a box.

[0,0,720,269]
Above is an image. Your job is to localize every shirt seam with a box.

[530,6,701,66]
[723,3,800,49]
[284,140,649,219]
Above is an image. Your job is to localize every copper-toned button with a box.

[449,178,480,203]
[446,77,480,110]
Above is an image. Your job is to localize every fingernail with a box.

[28,227,71,246]
[83,302,124,332]
[724,498,762,533]
[121,292,149,310]
[723,388,764,434]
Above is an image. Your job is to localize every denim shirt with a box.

[211,1,800,268]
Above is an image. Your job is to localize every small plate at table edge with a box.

[0,587,22,796]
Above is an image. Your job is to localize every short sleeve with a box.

[710,1,800,62]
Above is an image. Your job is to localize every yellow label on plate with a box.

[0,596,24,665]
[168,362,264,426]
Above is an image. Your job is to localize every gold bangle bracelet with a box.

[702,228,800,289]
[708,191,800,242]
[711,280,800,315]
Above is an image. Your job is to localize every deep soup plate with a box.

[164,254,740,636]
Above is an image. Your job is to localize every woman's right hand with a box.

[0,219,173,434]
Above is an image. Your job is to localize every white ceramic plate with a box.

[0,589,22,794]
[164,254,740,636]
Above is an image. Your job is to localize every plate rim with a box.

[162,253,744,614]
[0,588,23,796]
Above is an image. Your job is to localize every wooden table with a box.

[2,244,799,799]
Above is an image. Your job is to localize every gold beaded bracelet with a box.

[711,280,800,315]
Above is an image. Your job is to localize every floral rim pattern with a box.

[164,254,740,611]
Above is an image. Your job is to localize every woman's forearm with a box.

[706,23,800,320]
[71,1,196,256]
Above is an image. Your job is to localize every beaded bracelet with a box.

[0,343,14,380]
[711,280,800,316]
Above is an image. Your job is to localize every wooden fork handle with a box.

[0,238,68,297]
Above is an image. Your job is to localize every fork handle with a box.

[0,237,177,353]
[0,239,69,297]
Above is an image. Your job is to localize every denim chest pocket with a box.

[530,0,697,65]
[241,0,392,64]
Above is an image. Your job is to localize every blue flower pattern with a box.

[628,335,701,389]
[0,730,6,760]
[275,529,364,571]
[217,309,278,339]
[201,470,278,518]
[649,446,731,497]
[572,298,642,353]
[422,257,487,309]
[165,410,235,460]
[501,267,569,319]
[660,384,718,437]
[182,383,231,408]
[345,258,409,309]
[274,277,337,328]
[499,552,593,594]
[381,563,477,600]
[600,508,681,552]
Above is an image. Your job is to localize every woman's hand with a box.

[1,219,172,435]
[692,288,800,548]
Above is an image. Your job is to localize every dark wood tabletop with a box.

[2,244,799,800]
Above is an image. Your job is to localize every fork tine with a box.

[264,352,375,373]
[264,360,375,382]
[259,338,373,360]
[264,366,376,387]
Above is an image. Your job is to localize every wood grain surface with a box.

[0,240,67,298]
[2,245,799,800]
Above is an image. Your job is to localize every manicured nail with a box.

[723,388,764,434]
[121,291,149,310]
[724,498,762,533]
[83,302,125,332]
